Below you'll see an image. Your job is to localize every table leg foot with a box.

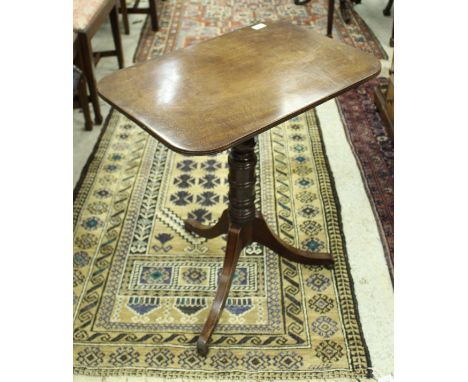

[197,224,244,356]
[252,212,333,265]
[197,336,209,357]
[184,209,229,239]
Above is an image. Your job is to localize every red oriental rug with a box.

[133,0,394,276]
[337,78,394,275]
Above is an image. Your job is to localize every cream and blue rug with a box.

[74,109,372,380]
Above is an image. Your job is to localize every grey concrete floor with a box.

[73,0,394,187]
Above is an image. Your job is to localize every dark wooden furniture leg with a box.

[185,138,333,356]
[75,2,125,125]
[390,21,394,47]
[120,0,130,34]
[77,73,93,131]
[383,0,394,16]
[340,0,352,24]
[196,224,244,356]
[110,6,125,69]
[329,0,364,37]
[149,0,158,31]
[74,34,93,131]
[327,0,335,37]
[122,0,159,32]
[78,33,103,124]
[75,51,93,131]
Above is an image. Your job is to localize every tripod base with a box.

[185,211,333,356]
[184,138,333,356]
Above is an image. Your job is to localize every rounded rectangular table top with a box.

[98,20,380,155]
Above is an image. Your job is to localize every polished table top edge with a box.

[99,70,379,156]
[98,21,381,156]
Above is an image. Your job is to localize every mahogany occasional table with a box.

[98,20,380,356]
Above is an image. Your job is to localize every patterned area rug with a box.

[135,0,386,63]
[134,0,394,275]
[73,109,372,380]
[73,0,393,379]
[337,78,394,274]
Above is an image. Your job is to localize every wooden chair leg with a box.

[78,33,102,124]
[383,0,394,16]
[389,21,394,47]
[109,5,125,69]
[327,0,335,37]
[78,76,93,131]
[75,46,93,130]
[120,0,130,34]
[340,0,352,24]
[196,224,243,356]
[148,0,158,31]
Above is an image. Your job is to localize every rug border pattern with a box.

[73,110,374,380]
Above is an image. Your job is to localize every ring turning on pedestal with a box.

[184,139,333,356]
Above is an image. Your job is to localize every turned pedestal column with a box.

[98,20,380,357]
[184,138,333,356]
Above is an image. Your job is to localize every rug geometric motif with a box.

[135,0,387,63]
[74,110,371,380]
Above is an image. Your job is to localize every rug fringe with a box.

[74,376,380,382]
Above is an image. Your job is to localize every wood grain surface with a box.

[98,20,380,155]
